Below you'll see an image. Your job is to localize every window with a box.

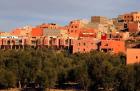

[83,43,86,46]
[32,37,36,38]
[83,49,85,51]
[65,39,68,44]
[104,43,108,46]
[32,40,36,44]
[19,40,22,43]
[136,56,138,59]
[7,40,10,45]
[78,43,80,46]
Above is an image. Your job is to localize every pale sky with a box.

[0,0,139,31]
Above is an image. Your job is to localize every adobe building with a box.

[0,36,26,49]
[112,18,126,31]
[108,32,129,40]
[128,22,140,33]
[28,36,49,48]
[67,20,89,39]
[86,23,108,33]
[43,28,68,38]
[127,48,140,64]
[122,12,140,23]
[11,26,32,37]
[2,12,140,54]
[79,28,96,38]
[91,16,109,24]
[100,39,126,54]
[117,12,140,33]
[72,38,98,53]
[31,27,43,37]
[89,16,116,34]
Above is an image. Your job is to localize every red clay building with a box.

[0,37,27,49]
[11,28,21,36]
[67,20,88,39]
[79,28,96,38]
[100,39,126,54]
[72,38,98,53]
[127,48,140,64]
[11,26,32,37]
[128,22,140,33]
[122,12,140,22]
[31,28,43,36]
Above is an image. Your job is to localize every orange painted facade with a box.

[122,12,140,22]
[11,29,21,36]
[128,22,140,32]
[2,12,140,54]
[0,24,127,54]
[11,26,32,36]
[31,28,43,36]
[100,39,126,54]
[0,37,27,49]
[67,21,81,38]
[127,48,140,64]
[79,28,96,38]
[72,38,98,53]
[67,21,96,39]
[67,20,88,39]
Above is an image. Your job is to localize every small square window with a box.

[104,43,108,46]
[83,49,85,51]
[78,43,80,46]
[83,43,86,46]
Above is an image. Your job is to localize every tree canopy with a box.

[0,48,139,91]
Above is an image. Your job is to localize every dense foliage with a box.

[0,48,140,91]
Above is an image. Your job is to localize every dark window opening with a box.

[136,56,138,59]
[78,43,80,46]
[83,49,85,51]
[83,43,86,46]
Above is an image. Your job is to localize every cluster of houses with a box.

[0,11,140,64]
